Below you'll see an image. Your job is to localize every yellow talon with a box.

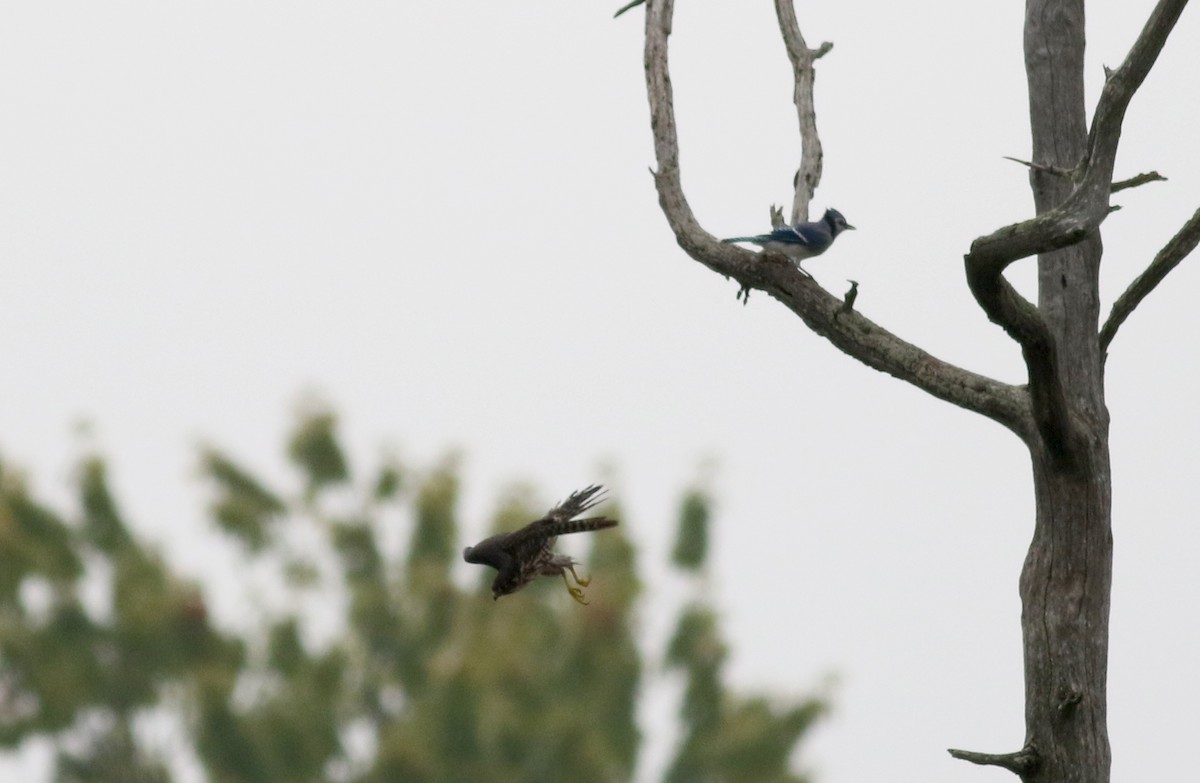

[566,564,591,587]
[561,570,590,605]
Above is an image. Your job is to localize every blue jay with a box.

[722,208,855,266]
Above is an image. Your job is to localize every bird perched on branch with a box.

[463,484,617,605]
[722,208,855,268]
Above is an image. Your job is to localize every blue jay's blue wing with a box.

[766,226,820,246]
[777,224,827,246]
[793,223,831,245]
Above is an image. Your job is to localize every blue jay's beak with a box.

[844,222,857,230]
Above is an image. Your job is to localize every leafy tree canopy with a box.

[0,407,825,783]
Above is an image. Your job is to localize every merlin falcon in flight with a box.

[463,484,617,605]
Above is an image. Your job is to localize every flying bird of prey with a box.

[463,484,618,605]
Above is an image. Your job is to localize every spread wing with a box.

[507,484,614,546]
[546,484,607,523]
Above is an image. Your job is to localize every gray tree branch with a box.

[774,0,831,224]
[1082,0,1189,198]
[642,0,1032,438]
[1100,205,1200,354]
[948,745,1041,777]
[963,0,1188,462]
[1111,170,1166,192]
[1003,156,1165,193]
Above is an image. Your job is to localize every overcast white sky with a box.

[2,2,1199,782]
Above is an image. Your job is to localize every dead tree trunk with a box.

[1017,3,1112,781]
[637,0,1196,780]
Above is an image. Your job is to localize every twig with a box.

[836,279,859,318]
[1111,170,1166,192]
[613,0,645,19]
[948,745,1041,776]
[1003,157,1161,193]
[1003,155,1078,180]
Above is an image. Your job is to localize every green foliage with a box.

[672,489,711,571]
[0,463,82,600]
[408,457,459,569]
[55,717,170,783]
[287,408,349,495]
[199,451,286,551]
[664,494,826,783]
[0,412,824,782]
[371,461,403,503]
[1,600,103,738]
[79,457,131,553]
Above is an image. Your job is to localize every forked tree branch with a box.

[1100,205,1200,354]
[642,0,1033,438]
[1083,0,1189,198]
[963,0,1188,461]
[774,0,831,224]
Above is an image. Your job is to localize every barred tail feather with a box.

[543,516,619,538]
[509,515,618,547]
[507,485,617,546]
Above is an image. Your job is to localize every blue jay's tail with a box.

[721,236,765,244]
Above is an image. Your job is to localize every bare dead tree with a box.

[637,1,1197,781]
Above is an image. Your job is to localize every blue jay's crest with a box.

[821,208,854,236]
[721,207,855,266]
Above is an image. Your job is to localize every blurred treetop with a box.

[0,408,824,783]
